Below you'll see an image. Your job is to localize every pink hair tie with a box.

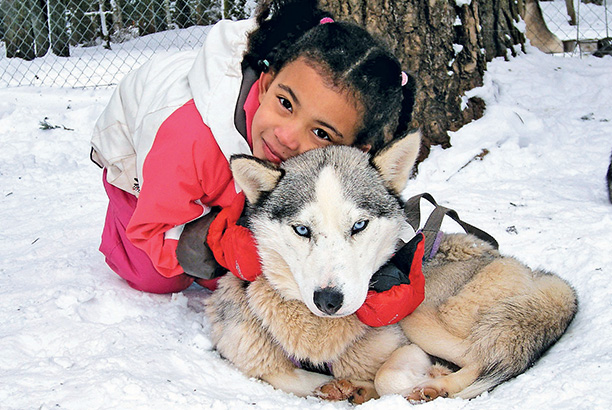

[320,17,334,24]
[401,71,409,87]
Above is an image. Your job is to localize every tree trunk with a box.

[111,0,125,36]
[194,0,222,26]
[1,0,36,60]
[138,0,167,34]
[30,0,50,57]
[175,0,194,28]
[96,0,112,48]
[48,0,71,57]
[139,0,156,35]
[164,0,172,29]
[520,0,563,53]
[225,0,248,20]
[320,0,524,161]
[152,0,167,32]
[69,0,97,46]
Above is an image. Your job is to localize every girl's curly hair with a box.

[243,0,415,153]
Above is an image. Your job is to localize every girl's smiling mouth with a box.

[262,139,284,164]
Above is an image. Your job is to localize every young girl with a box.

[91,0,416,298]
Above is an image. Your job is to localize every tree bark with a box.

[320,0,524,161]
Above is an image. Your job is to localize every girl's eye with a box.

[313,128,331,141]
[351,220,369,235]
[293,225,311,238]
[278,97,293,112]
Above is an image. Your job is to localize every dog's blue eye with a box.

[351,220,368,235]
[293,225,311,238]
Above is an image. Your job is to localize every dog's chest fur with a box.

[247,277,368,363]
[206,274,407,381]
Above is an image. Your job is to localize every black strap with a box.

[404,193,499,259]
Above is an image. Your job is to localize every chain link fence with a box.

[0,0,610,88]
[534,0,611,54]
[0,0,253,87]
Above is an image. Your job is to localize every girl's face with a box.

[251,58,363,164]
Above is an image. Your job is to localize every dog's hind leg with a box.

[374,340,481,402]
[400,307,471,367]
[262,368,333,397]
[398,308,483,401]
[374,344,437,397]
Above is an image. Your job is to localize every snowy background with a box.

[1,35,612,410]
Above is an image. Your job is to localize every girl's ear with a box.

[258,71,275,104]
[230,155,283,204]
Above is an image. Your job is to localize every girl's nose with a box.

[274,123,302,152]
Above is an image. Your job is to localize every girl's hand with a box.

[206,193,262,281]
[176,209,226,280]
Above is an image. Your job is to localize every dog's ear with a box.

[373,130,421,194]
[230,155,283,203]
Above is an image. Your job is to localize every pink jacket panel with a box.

[126,83,260,278]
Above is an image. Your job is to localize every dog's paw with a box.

[315,379,376,403]
[316,379,356,401]
[405,386,448,403]
[349,385,377,404]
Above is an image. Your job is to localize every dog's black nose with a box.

[313,287,344,315]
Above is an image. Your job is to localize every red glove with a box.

[206,193,263,281]
[356,233,425,327]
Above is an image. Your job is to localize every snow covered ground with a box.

[1,41,612,409]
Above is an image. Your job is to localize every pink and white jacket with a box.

[91,18,258,278]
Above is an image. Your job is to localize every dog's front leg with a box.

[262,368,333,398]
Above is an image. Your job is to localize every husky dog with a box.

[205,132,577,402]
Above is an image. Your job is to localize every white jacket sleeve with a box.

[91,65,147,194]
[91,50,197,195]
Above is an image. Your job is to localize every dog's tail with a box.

[455,270,578,399]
